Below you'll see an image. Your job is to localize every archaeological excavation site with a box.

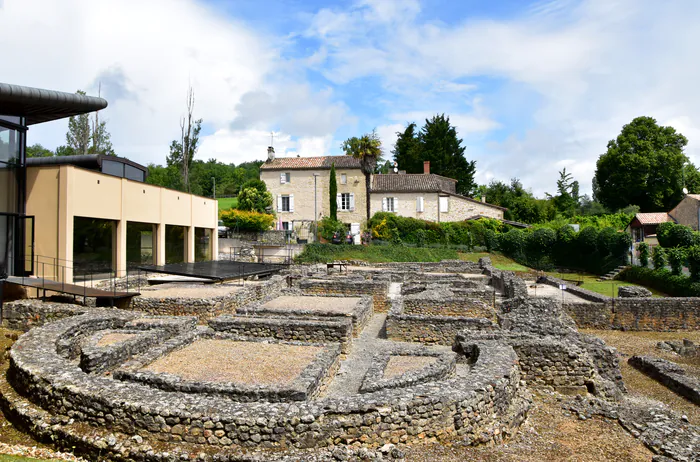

[1,258,699,461]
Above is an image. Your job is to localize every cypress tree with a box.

[329,162,338,221]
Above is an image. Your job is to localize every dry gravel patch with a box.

[383,355,437,379]
[402,392,652,462]
[583,329,700,425]
[137,285,242,298]
[96,332,138,347]
[259,295,362,314]
[143,339,324,385]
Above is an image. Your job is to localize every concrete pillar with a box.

[156,223,166,266]
[187,225,195,263]
[57,166,73,283]
[115,219,127,278]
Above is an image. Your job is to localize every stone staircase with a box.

[599,265,628,281]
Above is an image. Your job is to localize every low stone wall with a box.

[80,328,171,373]
[359,348,457,393]
[401,279,486,295]
[402,289,497,320]
[239,293,373,337]
[209,315,353,353]
[347,259,482,274]
[386,298,497,345]
[482,265,527,299]
[561,302,612,329]
[129,276,286,321]
[116,335,342,403]
[612,298,700,331]
[510,338,597,394]
[628,356,700,405]
[4,310,531,459]
[1,299,86,331]
[299,278,390,312]
[540,276,610,303]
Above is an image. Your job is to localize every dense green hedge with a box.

[618,266,700,297]
[219,209,275,232]
[368,212,503,248]
[495,225,631,273]
[294,243,459,264]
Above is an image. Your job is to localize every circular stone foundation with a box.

[2,309,531,461]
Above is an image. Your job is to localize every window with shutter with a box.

[340,174,347,185]
[417,196,424,212]
[339,193,351,211]
[289,194,295,212]
[439,196,449,213]
[382,197,387,212]
[349,193,355,211]
[281,195,291,212]
[277,195,282,212]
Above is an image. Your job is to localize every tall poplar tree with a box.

[329,162,338,221]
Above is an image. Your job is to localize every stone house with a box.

[626,212,674,246]
[259,150,367,231]
[260,150,505,229]
[668,194,700,230]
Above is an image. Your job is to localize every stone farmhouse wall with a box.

[4,310,531,459]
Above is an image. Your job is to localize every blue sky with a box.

[3,0,700,196]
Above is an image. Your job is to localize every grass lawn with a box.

[217,197,238,211]
[459,252,667,297]
[0,456,53,462]
[296,244,459,264]
[458,252,531,272]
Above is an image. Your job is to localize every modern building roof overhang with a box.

[0,82,108,125]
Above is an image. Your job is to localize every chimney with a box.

[267,146,275,162]
[423,161,430,174]
[481,195,486,203]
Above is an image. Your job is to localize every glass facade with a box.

[0,116,29,278]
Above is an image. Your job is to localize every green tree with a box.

[392,122,422,173]
[638,242,649,267]
[237,187,273,213]
[65,89,114,156]
[547,168,579,216]
[55,145,75,157]
[594,116,689,211]
[329,162,338,221]
[167,86,201,192]
[342,129,382,220]
[652,246,666,270]
[26,143,53,157]
[146,163,181,189]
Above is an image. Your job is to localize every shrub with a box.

[237,187,273,213]
[687,246,700,281]
[619,266,700,297]
[483,229,497,252]
[651,246,666,270]
[667,247,686,276]
[238,178,267,195]
[499,229,526,258]
[638,242,649,267]
[318,216,346,241]
[219,209,275,232]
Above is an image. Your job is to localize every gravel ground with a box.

[526,283,594,303]
[143,339,324,385]
[401,392,652,462]
[383,356,437,379]
[583,329,700,425]
[137,285,243,298]
[259,296,362,314]
[96,332,137,347]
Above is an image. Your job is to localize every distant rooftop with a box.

[260,155,362,170]
[633,212,673,225]
[371,173,456,193]
[0,82,107,125]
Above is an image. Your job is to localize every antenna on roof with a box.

[270,132,275,147]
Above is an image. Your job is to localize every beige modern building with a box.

[260,151,367,229]
[260,152,505,228]
[26,155,218,283]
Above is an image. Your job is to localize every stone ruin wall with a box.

[2,310,531,460]
[298,279,390,312]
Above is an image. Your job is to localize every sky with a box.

[2,0,700,197]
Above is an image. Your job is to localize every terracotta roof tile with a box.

[260,156,361,170]
[635,212,673,225]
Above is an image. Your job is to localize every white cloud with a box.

[0,0,348,166]
[303,0,700,196]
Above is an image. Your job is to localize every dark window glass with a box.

[0,163,19,214]
[0,125,21,164]
[0,115,21,125]
[102,160,124,178]
[125,164,145,182]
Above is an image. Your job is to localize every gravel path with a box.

[323,282,453,397]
